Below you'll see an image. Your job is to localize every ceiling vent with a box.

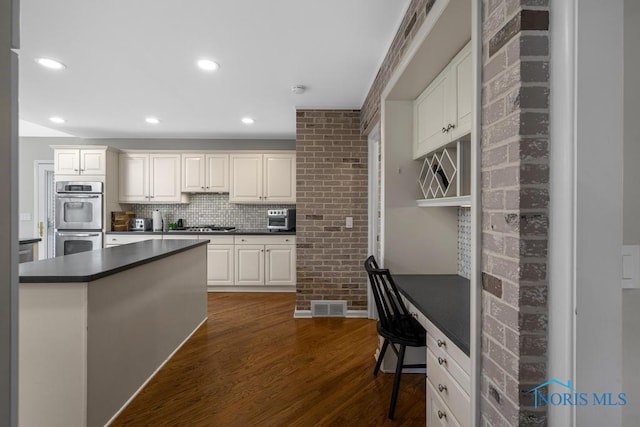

[311,300,347,317]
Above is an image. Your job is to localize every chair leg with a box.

[388,344,406,420]
[374,338,389,377]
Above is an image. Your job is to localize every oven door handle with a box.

[61,233,102,237]
[57,195,101,198]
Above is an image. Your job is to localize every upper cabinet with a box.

[55,148,106,175]
[414,42,472,159]
[182,153,229,193]
[119,152,185,203]
[229,152,295,204]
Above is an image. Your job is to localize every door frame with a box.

[367,123,380,319]
[33,161,54,260]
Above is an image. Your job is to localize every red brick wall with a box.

[295,110,369,311]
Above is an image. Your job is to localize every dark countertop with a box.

[19,237,42,245]
[19,239,208,283]
[394,274,470,356]
[106,229,296,236]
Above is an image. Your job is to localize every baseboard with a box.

[293,309,369,319]
[104,316,208,426]
[207,286,296,293]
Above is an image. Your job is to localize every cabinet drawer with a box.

[198,235,234,245]
[427,350,470,426]
[401,295,429,330]
[428,339,471,393]
[234,235,295,245]
[427,379,463,427]
[162,234,199,240]
[104,234,160,245]
[425,317,470,375]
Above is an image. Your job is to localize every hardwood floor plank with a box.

[112,293,425,426]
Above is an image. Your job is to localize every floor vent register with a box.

[311,300,347,317]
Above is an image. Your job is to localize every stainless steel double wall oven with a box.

[54,181,103,256]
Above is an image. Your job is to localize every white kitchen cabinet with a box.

[119,152,184,203]
[207,243,234,287]
[414,41,471,159]
[234,235,296,287]
[55,148,106,175]
[229,152,295,203]
[181,153,229,193]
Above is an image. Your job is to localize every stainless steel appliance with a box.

[55,231,103,256]
[55,181,103,230]
[267,209,296,231]
[129,218,152,231]
[55,181,104,257]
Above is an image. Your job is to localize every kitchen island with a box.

[18,239,208,427]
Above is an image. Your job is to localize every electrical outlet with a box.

[20,213,31,221]
[345,217,353,228]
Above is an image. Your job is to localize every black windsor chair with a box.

[364,255,426,420]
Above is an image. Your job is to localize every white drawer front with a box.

[427,350,470,427]
[427,379,463,427]
[198,235,234,245]
[234,235,295,245]
[428,338,471,393]
[401,296,429,330]
[104,234,160,245]
[162,234,199,240]
[425,317,470,375]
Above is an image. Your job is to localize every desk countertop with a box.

[394,274,470,356]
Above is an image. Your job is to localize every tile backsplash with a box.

[458,207,471,279]
[124,194,294,230]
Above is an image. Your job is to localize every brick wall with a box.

[480,1,549,425]
[361,0,436,135]
[295,110,369,311]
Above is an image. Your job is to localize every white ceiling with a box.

[18,0,410,140]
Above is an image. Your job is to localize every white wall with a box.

[0,0,18,423]
[622,1,640,425]
[624,0,640,246]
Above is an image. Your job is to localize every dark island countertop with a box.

[19,239,208,283]
[394,274,470,356]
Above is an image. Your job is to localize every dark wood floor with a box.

[112,293,426,426]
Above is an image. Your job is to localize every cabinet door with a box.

[119,153,149,202]
[449,43,472,141]
[206,154,229,192]
[263,153,295,203]
[207,244,234,286]
[182,153,206,192]
[265,245,295,286]
[414,73,449,159]
[235,245,264,286]
[229,154,262,203]
[150,153,182,202]
[55,149,80,175]
[79,149,106,175]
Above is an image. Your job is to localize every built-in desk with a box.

[393,274,471,427]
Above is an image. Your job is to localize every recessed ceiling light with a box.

[241,117,255,125]
[49,116,65,124]
[197,59,219,71]
[35,58,66,70]
[145,117,160,125]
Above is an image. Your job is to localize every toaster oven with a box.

[267,209,296,231]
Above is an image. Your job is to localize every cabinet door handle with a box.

[447,123,456,131]
[437,410,446,420]
[437,339,446,348]
[441,127,447,134]
[74,169,79,172]
[201,186,205,190]
[241,239,246,242]
[437,357,447,366]
[285,239,290,242]
[438,384,447,393]
[260,249,264,252]
[266,249,270,252]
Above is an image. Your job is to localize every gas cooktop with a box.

[181,225,236,232]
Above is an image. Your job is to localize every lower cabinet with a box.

[207,243,234,287]
[234,235,295,288]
